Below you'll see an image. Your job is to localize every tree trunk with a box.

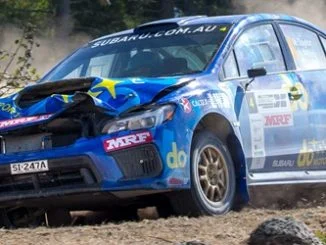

[184,0,194,15]
[55,0,72,38]
[161,0,174,19]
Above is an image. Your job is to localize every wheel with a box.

[0,208,45,228]
[170,131,236,216]
[0,209,14,228]
[46,209,72,227]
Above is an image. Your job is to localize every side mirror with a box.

[247,68,267,78]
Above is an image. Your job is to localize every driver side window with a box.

[63,65,83,79]
[234,24,286,77]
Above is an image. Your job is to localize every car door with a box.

[279,23,326,170]
[222,23,309,174]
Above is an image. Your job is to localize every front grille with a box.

[0,156,100,196]
[111,144,162,180]
[0,133,80,154]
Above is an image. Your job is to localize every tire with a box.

[0,209,14,229]
[46,209,72,227]
[0,208,45,228]
[170,131,236,216]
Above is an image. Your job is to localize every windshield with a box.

[40,24,231,82]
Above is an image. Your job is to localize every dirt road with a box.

[1,207,326,245]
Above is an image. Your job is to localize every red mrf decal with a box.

[103,131,152,152]
[264,113,293,128]
[0,114,53,130]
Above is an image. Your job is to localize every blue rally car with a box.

[0,14,325,226]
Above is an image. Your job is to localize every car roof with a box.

[90,13,320,43]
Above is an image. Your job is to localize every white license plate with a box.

[10,160,49,175]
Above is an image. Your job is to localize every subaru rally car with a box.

[0,14,325,226]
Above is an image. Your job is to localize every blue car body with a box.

[0,14,325,210]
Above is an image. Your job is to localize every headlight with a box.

[102,104,176,134]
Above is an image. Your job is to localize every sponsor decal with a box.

[166,142,187,169]
[247,93,258,114]
[167,177,188,186]
[180,98,192,113]
[249,114,266,170]
[0,114,52,130]
[281,75,309,111]
[297,139,326,167]
[264,113,293,128]
[191,92,231,109]
[103,131,152,152]
[247,90,291,114]
[191,98,208,107]
[248,90,294,170]
[272,159,295,168]
[90,25,224,49]
[207,93,231,109]
[251,157,265,170]
[0,102,18,115]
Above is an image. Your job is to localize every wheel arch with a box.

[192,112,249,206]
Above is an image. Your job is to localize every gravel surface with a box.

[1,207,326,245]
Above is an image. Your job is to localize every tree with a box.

[0,0,49,96]
[0,0,237,96]
[0,25,40,97]
[54,0,72,38]
[161,0,174,18]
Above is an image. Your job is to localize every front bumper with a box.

[0,156,101,204]
[0,131,178,208]
[0,101,194,208]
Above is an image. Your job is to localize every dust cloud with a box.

[0,25,91,77]
[237,0,326,29]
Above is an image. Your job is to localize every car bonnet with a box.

[0,76,190,131]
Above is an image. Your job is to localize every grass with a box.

[316,230,326,244]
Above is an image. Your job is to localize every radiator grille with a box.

[111,144,162,180]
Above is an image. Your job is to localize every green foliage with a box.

[71,0,128,36]
[1,0,237,39]
[71,0,236,37]
[316,230,326,244]
[0,24,40,97]
[0,0,52,29]
[1,0,237,40]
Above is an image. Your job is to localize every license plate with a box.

[10,160,49,175]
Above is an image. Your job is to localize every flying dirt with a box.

[1,207,326,245]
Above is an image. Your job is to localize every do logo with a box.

[166,142,187,169]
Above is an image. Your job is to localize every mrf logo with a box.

[264,113,293,128]
[0,114,52,130]
[104,132,152,152]
[166,142,187,168]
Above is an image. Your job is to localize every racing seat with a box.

[126,51,162,77]
[162,57,189,75]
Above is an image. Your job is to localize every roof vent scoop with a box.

[134,23,179,34]
[134,15,207,34]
